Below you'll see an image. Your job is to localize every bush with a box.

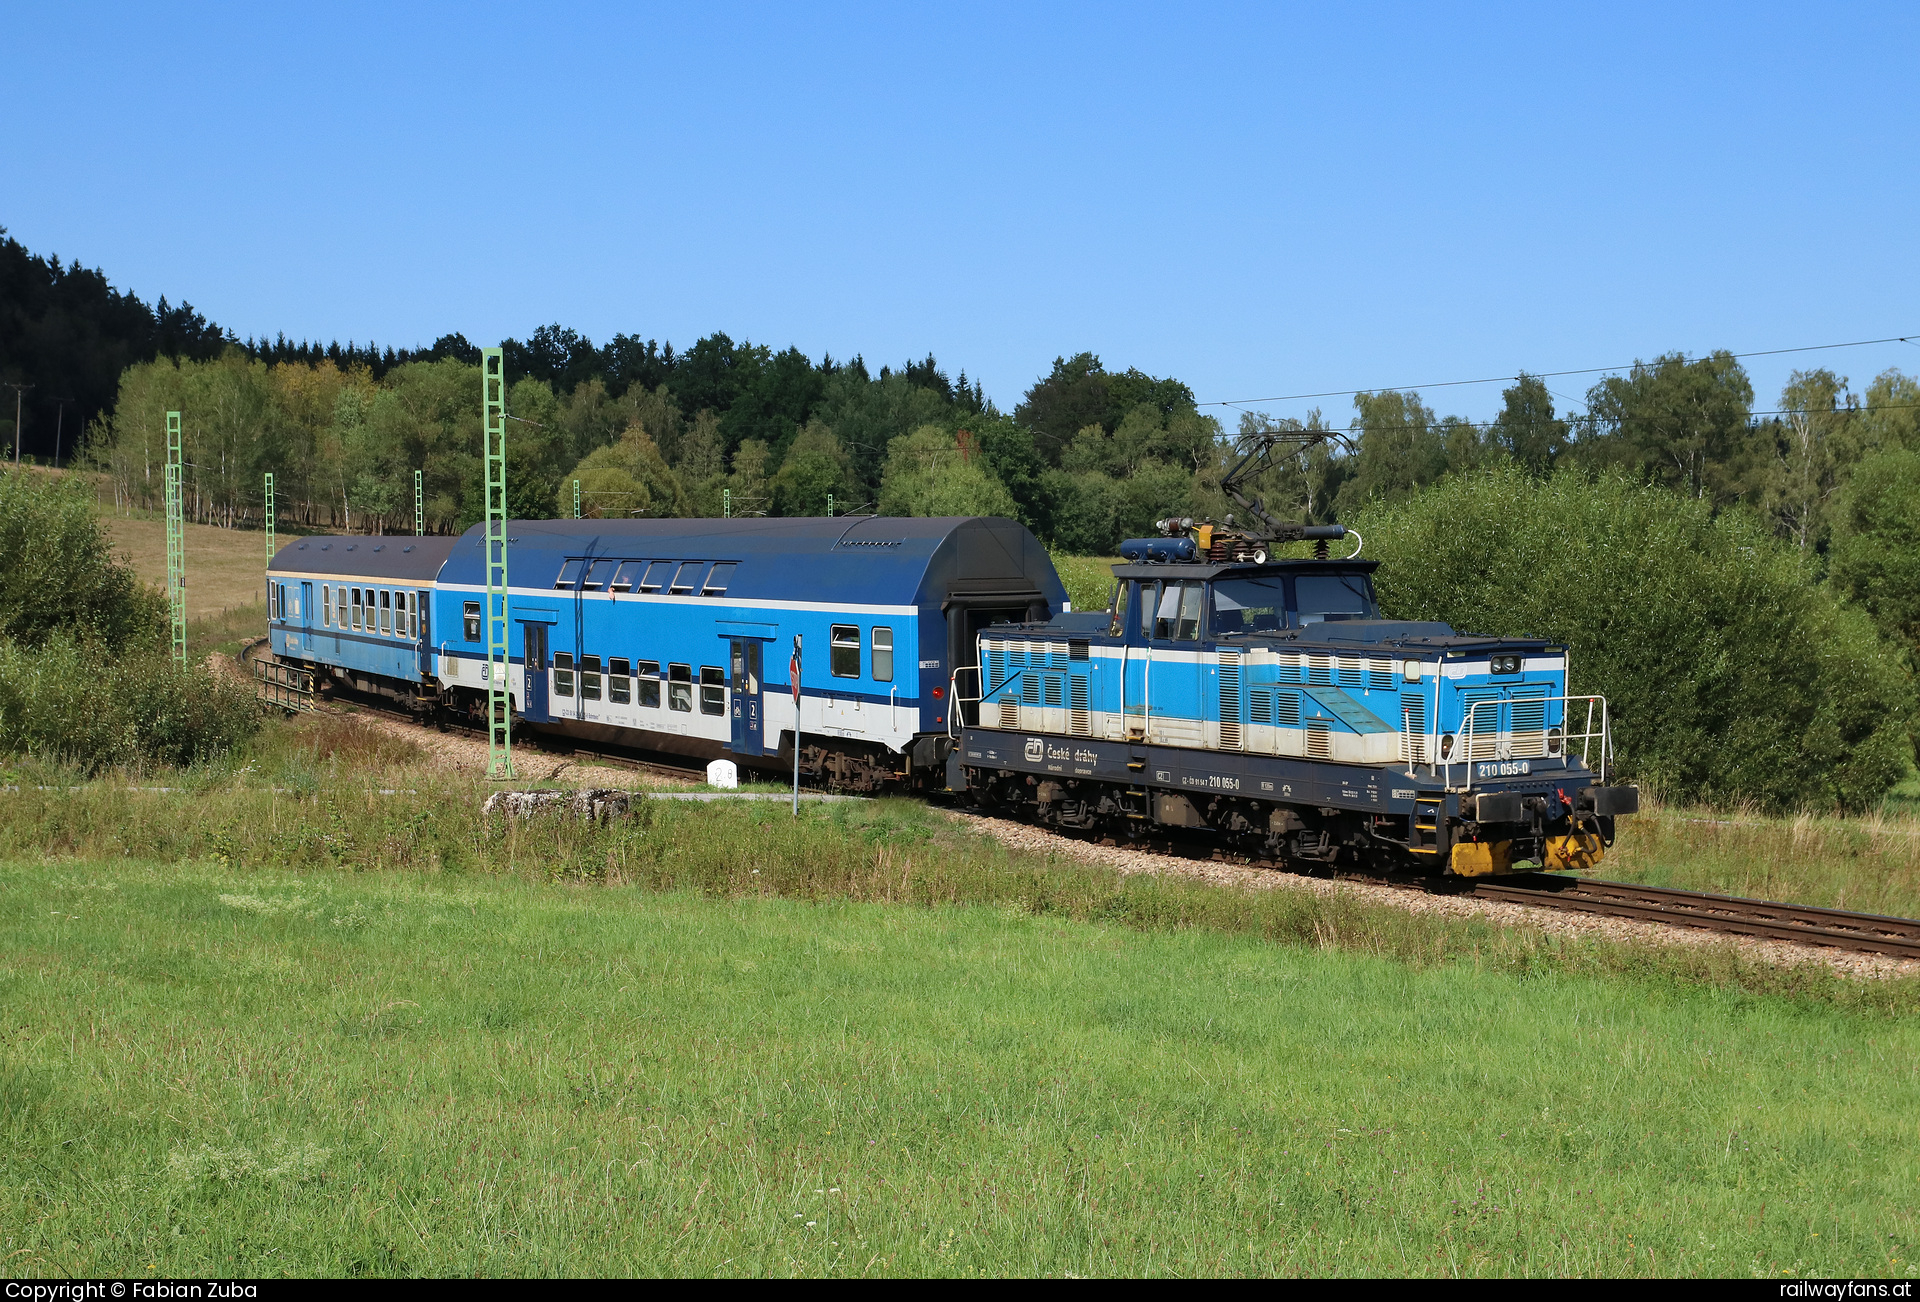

[1353,466,1916,811]
[0,468,163,652]
[0,467,259,771]
[0,634,260,772]
[1827,446,1920,656]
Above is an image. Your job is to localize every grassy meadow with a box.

[2,711,1920,1277]
[4,853,1917,1279]
[100,506,278,621]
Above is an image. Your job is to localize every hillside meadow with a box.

[1,734,1918,1277]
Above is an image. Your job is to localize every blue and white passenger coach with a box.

[270,516,1065,791]
[267,534,459,708]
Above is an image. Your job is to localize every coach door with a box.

[522,622,550,723]
[728,638,764,757]
[945,595,1040,726]
[416,596,431,678]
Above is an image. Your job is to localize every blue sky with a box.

[6,2,1917,424]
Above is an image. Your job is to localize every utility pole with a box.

[4,383,31,464]
[481,347,514,781]
[166,412,186,665]
[51,398,71,467]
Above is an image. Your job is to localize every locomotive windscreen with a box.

[1210,576,1287,634]
[1295,572,1379,623]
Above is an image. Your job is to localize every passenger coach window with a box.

[463,601,481,641]
[321,586,331,627]
[554,559,583,590]
[554,653,575,697]
[609,658,631,704]
[1210,577,1286,635]
[610,562,642,593]
[408,592,418,638]
[668,663,693,712]
[1294,573,1380,624]
[638,661,660,708]
[871,627,893,682]
[702,563,735,596]
[583,560,615,591]
[581,655,602,700]
[831,625,860,677]
[700,666,725,715]
[352,589,364,631]
[640,562,672,594]
[670,562,707,595]
[380,590,392,634]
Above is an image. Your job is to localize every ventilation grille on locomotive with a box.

[1217,649,1242,751]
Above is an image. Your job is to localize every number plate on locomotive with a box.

[1476,760,1531,778]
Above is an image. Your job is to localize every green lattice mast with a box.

[264,471,275,564]
[572,478,580,518]
[165,412,186,665]
[414,468,424,536]
[481,347,514,780]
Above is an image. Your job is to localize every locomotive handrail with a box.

[947,664,982,740]
[1438,693,1609,791]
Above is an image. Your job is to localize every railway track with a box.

[1468,873,1920,961]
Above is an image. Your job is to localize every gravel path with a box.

[942,809,1920,981]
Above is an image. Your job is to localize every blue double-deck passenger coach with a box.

[270,516,1064,790]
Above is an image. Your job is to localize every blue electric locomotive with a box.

[930,427,1640,875]
[954,521,1637,876]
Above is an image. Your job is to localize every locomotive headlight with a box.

[1439,732,1455,759]
[1547,727,1563,755]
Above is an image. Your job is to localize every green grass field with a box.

[1,741,1918,1279]
[3,857,1916,1279]
[4,709,1920,1278]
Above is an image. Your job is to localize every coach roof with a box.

[436,516,1067,609]
[269,535,460,582]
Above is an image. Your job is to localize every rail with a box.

[254,657,315,713]
[1433,694,1609,791]
[1472,873,1920,960]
